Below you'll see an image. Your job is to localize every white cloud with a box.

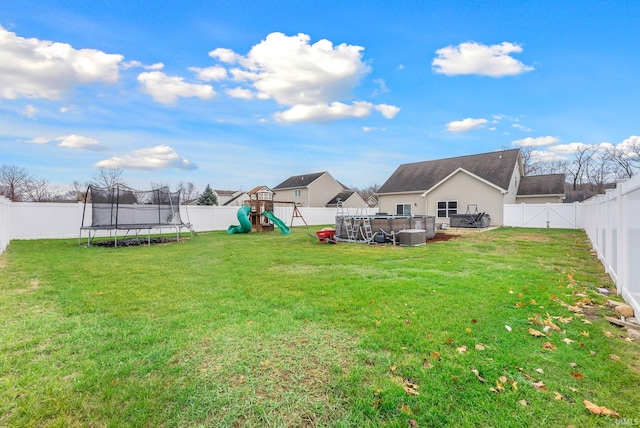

[512,136,560,147]
[26,136,52,144]
[23,104,38,118]
[208,32,399,122]
[0,25,123,99]
[529,150,567,162]
[512,123,532,132]
[60,107,69,113]
[189,65,228,82]
[226,87,255,99]
[274,101,374,123]
[549,142,590,154]
[432,41,534,77]
[56,134,107,151]
[209,47,243,64]
[95,145,197,170]
[363,126,385,132]
[375,104,400,119]
[446,117,488,132]
[618,136,640,156]
[137,71,216,104]
[122,60,164,70]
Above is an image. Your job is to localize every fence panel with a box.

[0,197,9,253]
[503,203,580,229]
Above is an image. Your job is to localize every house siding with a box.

[426,171,504,225]
[515,195,565,204]
[309,173,344,206]
[378,193,425,215]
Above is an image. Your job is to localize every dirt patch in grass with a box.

[428,233,460,243]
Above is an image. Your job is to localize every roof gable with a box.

[422,167,507,196]
[273,172,326,189]
[326,190,356,205]
[378,149,520,194]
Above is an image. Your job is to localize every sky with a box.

[1,0,639,194]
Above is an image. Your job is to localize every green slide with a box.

[227,205,252,234]
[262,211,290,234]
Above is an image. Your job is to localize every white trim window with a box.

[395,203,412,215]
[294,189,301,197]
[437,201,458,218]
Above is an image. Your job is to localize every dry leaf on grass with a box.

[518,399,529,406]
[398,403,412,415]
[609,354,621,361]
[580,331,590,337]
[531,381,548,391]
[583,400,620,418]
[553,391,564,400]
[457,345,468,353]
[542,342,557,350]
[603,330,613,337]
[475,344,485,351]
[529,328,546,337]
[571,372,585,380]
[562,338,575,344]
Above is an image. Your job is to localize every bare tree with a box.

[176,181,199,204]
[92,167,126,188]
[69,181,90,201]
[565,145,597,191]
[585,153,613,194]
[0,164,32,201]
[605,141,639,179]
[23,177,59,201]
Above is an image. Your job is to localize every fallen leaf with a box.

[529,328,546,337]
[511,380,518,391]
[602,331,613,337]
[457,345,467,353]
[398,403,412,415]
[391,365,397,371]
[505,325,512,332]
[569,362,578,367]
[543,319,561,331]
[518,399,529,406]
[580,331,590,337]
[562,338,575,344]
[509,290,514,294]
[495,380,504,392]
[582,319,592,324]
[535,368,544,374]
[567,305,583,313]
[554,391,564,400]
[626,337,634,343]
[403,380,420,396]
[590,350,596,355]
[583,400,620,418]
[558,316,573,323]
[571,372,584,380]
[531,381,547,391]
[498,376,508,383]
[475,344,485,351]
[471,319,478,323]
[471,369,486,383]
[431,351,441,360]
[465,328,472,333]
[530,299,537,305]
[408,419,418,428]
[609,354,621,361]
[542,342,557,350]
[423,358,434,369]
[445,338,455,344]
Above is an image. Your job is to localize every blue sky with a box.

[1,0,638,193]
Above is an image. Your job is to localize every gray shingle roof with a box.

[326,191,356,205]
[517,174,566,196]
[273,172,326,189]
[377,149,521,194]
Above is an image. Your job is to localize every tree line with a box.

[0,166,210,204]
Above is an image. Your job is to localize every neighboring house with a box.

[214,189,240,206]
[376,149,565,226]
[273,171,368,208]
[367,195,379,208]
[221,190,249,206]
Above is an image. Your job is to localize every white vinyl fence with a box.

[504,202,582,229]
[0,201,376,250]
[581,176,640,316]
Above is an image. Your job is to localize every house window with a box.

[437,201,458,218]
[395,203,412,216]
[294,189,301,197]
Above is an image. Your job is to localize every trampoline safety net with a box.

[86,185,184,227]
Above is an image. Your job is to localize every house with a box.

[273,171,368,208]
[376,149,565,226]
[213,189,241,206]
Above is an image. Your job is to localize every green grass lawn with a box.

[1,227,638,427]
